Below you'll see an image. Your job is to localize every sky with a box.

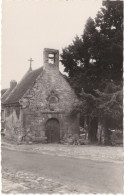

[2,0,102,89]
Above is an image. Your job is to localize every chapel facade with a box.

[2,48,80,143]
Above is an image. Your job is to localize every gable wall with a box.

[22,69,77,111]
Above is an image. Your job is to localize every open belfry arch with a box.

[2,48,80,143]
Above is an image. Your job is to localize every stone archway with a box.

[45,118,60,143]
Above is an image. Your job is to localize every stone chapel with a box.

[2,48,80,143]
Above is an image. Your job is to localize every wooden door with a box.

[45,118,60,143]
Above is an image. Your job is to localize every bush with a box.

[61,133,80,145]
[32,136,47,144]
[110,130,123,145]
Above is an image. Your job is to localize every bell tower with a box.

[43,48,59,71]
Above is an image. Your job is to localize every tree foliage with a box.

[60,0,123,93]
[71,82,122,130]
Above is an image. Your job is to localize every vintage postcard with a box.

[1,0,123,194]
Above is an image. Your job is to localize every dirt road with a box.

[2,147,123,193]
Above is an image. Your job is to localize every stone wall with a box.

[22,109,79,142]
[22,69,77,111]
[4,106,23,141]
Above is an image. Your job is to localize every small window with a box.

[1,110,4,121]
[48,53,55,64]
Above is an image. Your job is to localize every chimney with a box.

[43,48,59,71]
[10,80,17,89]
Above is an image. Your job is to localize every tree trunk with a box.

[98,117,110,145]
[97,118,103,144]
[88,116,91,141]
[84,116,88,139]
[88,117,98,143]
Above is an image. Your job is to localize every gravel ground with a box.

[2,167,78,194]
[1,141,123,193]
[2,141,123,163]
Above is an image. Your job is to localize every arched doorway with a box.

[45,118,60,143]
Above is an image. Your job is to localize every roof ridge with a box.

[2,70,30,103]
[4,67,43,104]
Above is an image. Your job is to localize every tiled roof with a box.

[4,67,43,104]
[1,87,15,103]
[1,89,8,96]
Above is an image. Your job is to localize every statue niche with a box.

[47,90,59,111]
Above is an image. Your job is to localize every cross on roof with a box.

[28,58,34,71]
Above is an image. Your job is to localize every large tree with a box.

[60,0,123,144]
